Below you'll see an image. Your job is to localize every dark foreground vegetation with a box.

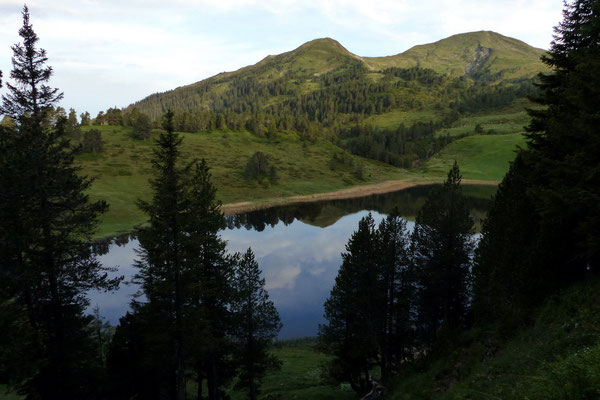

[1,1,599,399]
[0,7,281,400]
[315,0,600,398]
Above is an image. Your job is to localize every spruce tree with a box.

[134,110,189,400]
[472,154,541,328]
[411,162,474,348]
[183,158,235,400]
[0,6,62,123]
[375,213,413,379]
[473,0,600,332]
[318,214,379,395]
[525,0,600,277]
[131,111,235,400]
[0,6,119,399]
[230,248,281,400]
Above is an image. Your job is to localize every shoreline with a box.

[221,178,499,215]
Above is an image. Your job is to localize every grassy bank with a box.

[77,126,521,238]
[78,126,406,237]
[420,133,525,181]
[227,338,354,400]
[389,278,600,399]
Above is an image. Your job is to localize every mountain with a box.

[363,31,546,78]
[129,31,546,119]
[217,37,363,81]
[123,31,546,169]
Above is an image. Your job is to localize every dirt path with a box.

[221,178,499,215]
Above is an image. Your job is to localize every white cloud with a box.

[264,264,301,290]
[0,0,563,115]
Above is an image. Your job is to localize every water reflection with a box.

[88,184,494,339]
[226,184,494,231]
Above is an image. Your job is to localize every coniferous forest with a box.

[1,1,600,399]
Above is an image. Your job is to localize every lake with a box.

[89,184,494,339]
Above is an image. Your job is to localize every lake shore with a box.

[221,178,499,215]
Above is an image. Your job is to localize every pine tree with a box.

[375,213,413,379]
[131,111,235,400]
[524,0,600,277]
[318,213,379,395]
[473,0,600,333]
[411,162,474,348]
[183,158,236,400]
[472,154,541,328]
[134,110,189,400]
[0,6,119,399]
[0,6,62,123]
[230,248,281,400]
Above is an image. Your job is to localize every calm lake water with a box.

[88,184,494,339]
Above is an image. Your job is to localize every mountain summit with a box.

[363,31,546,78]
[130,31,546,118]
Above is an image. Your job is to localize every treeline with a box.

[0,9,281,400]
[319,163,474,393]
[90,105,326,141]
[130,57,536,132]
[449,77,538,114]
[339,122,462,168]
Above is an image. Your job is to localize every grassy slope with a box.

[78,126,408,238]
[363,31,547,78]
[390,278,600,399]
[364,109,440,130]
[227,339,354,400]
[132,32,546,119]
[80,123,526,238]
[0,340,353,400]
[420,133,526,181]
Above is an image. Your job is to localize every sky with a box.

[0,0,564,116]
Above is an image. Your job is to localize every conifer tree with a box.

[524,0,600,277]
[0,7,62,123]
[131,111,235,400]
[472,154,541,327]
[134,110,189,400]
[411,162,474,348]
[230,248,282,400]
[375,213,413,379]
[473,0,600,331]
[183,158,236,400]
[0,6,119,399]
[318,214,379,395]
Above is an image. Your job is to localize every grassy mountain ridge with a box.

[364,30,547,78]
[128,31,546,121]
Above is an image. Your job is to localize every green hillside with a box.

[421,133,526,181]
[364,30,547,78]
[78,124,522,238]
[389,278,600,399]
[129,31,545,126]
[78,125,409,238]
[118,31,545,173]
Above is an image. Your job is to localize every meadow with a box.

[77,125,525,238]
[78,126,405,237]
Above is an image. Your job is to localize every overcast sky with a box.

[0,0,564,116]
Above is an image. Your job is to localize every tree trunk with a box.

[207,355,219,400]
[196,368,204,400]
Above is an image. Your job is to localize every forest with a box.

[1,1,600,399]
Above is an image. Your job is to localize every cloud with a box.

[0,0,563,115]
[264,264,301,290]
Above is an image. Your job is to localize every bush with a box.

[244,152,278,183]
[82,129,103,154]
